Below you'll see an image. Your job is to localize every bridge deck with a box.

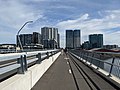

[31,52,118,90]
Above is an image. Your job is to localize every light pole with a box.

[17,21,33,52]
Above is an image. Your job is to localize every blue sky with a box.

[0,0,120,47]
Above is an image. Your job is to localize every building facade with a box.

[16,27,60,49]
[41,27,58,41]
[66,30,74,49]
[66,29,81,49]
[17,34,33,46]
[17,32,43,49]
[89,34,103,49]
[41,27,60,48]
[43,39,57,49]
[32,32,41,44]
[73,30,81,49]
[103,45,118,49]
[57,34,60,48]
[82,41,90,49]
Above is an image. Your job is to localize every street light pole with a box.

[17,21,33,52]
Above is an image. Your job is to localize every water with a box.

[104,58,120,78]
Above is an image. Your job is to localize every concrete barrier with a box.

[0,51,61,90]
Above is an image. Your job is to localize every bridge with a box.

[0,49,120,90]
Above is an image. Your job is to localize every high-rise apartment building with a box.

[57,33,60,48]
[89,34,103,48]
[66,29,81,49]
[66,30,74,49]
[17,32,42,48]
[32,32,41,44]
[16,27,60,49]
[41,27,60,48]
[41,27,50,40]
[41,27,58,41]
[74,30,81,48]
[17,34,33,46]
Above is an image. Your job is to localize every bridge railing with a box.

[69,50,120,79]
[0,49,60,81]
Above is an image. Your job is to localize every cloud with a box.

[0,0,120,47]
[0,0,44,43]
[56,10,120,46]
[0,0,62,44]
[0,0,45,29]
[105,30,120,45]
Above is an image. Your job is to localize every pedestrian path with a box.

[31,52,119,90]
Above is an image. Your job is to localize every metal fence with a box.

[69,50,120,79]
[0,49,60,81]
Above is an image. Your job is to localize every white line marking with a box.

[64,58,69,60]
[67,62,69,64]
[69,69,72,74]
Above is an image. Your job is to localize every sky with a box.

[0,0,120,47]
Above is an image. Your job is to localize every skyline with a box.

[0,0,120,47]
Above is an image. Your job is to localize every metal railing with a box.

[0,49,16,54]
[0,49,60,81]
[69,50,120,79]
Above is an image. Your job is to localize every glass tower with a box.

[66,30,81,49]
[89,34,103,48]
[66,30,74,49]
[74,30,81,49]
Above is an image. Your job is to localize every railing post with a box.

[52,51,55,55]
[86,53,89,62]
[51,51,54,61]
[18,55,24,74]
[24,55,27,71]
[96,53,100,70]
[54,51,57,54]
[36,53,41,64]
[50,52,53,56]
[90,53,94,66]
[82,52,84,59]
[79,52,81,57]
[46,52,49,58]
[96,60,100,70]
[108,57,115,77]
[84,52,87,63]
[81,52,83,60]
